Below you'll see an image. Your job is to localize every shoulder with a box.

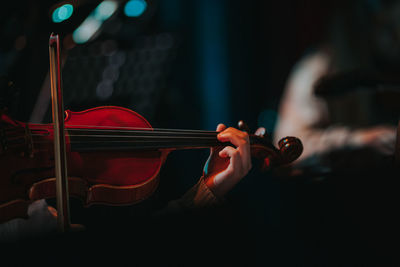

[283,48,333,101]
[291,48,332,80]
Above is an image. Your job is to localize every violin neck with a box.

[68,128,230,152]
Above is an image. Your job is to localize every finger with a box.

[219,144,251,173]
[217,146,242,175]
[218,128,251,169]
[218,127,250,155]
[217,127,248,147]
[218,145,238,158]
[216,123,227,132]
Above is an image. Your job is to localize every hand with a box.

[203,124,252,197]
[0,199,86,241]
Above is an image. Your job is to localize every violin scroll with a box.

[236,120,303,170]
[277,136,303,164]
[255,135,303,171]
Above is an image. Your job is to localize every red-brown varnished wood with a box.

[65,106,163,187]
[0,106,165,222]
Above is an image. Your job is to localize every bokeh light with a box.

[72,0,118,44]
[94,0,118,21]
[124,0,147,17]
[72,18,102,44]
[52,4,74,23]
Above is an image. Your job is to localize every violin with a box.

[0,105,303,223]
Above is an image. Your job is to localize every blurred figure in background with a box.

[274,0,399,175]
[272,1,400,264]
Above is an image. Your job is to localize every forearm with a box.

[154,177,222,217]
[294,125,354,160]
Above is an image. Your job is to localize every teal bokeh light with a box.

[94,1,118,21]
[124,0,147,17]
[52,4,74,23]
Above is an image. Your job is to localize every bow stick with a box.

[49,33,71,232]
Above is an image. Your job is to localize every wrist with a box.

[204,174,231,198]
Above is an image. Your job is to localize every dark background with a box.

[0,0,334,128]
[1,0,335,195]
[1,1,398,266]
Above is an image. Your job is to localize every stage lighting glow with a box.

[124,0,147,17]
[73,18,101,44]
[72,0,118,44]
[52,4,74,23]
[94,0,118,21]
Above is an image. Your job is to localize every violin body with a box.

[0,106,164,223]
[0,105,303,223]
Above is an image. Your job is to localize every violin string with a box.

[9,122,217,133]
[66,134,218,139]
[30,134,218,139]
[14,122,202,131]
[30,131,219,139]
[26,129,219,139]
[68,140,221,144]
[64,124,218,133]
[5,127,222,148]
[67,132,218,138]
[30,138,221,144]
[13,133,218,139]
[4,126,220,141]
[66,128,218,136]
[68,139,225,150]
